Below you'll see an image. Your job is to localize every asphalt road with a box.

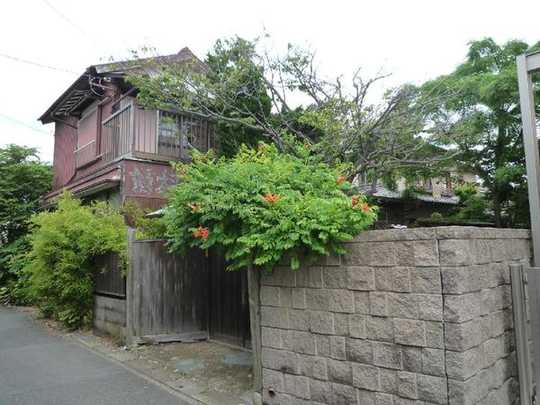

[0,306,185,405]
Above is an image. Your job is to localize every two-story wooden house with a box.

[39,47,215,210]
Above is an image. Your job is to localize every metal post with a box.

[517,53,540,265]
[511,264,533,405]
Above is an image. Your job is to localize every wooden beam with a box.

[138,331,208,345]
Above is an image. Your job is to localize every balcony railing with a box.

[100,99,215,164]
[75,140,97,168]
[101,103,133,163]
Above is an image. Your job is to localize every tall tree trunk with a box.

[493,195,502,227]
[493,124,505,227]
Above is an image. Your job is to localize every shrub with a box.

[430,212,444,221]
[122,202,167,240]
[0,238,33,305]
[164,143,377,271]
[453,184,489,221]
[25,193,126,329]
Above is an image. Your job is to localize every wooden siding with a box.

[133,107,158,154]
[52,119,77,190]
[208,251,251,348]
[128,240,209,337]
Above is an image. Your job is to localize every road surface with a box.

[0,306,185,405]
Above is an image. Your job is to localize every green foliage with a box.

[430,212,443,221]
[122,202,167,239]
[453,184,489,221]
[0,144,52,243]
[25,193,126,329]
[204,38,272,156]
[164,143,377,271]
[421,38,540,227]
[0,238,33,305]
[129,36,449,179]
[0,144,52,303]
[129,37,272,157]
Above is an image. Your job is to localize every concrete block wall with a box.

[93,295,126,338]
[259,227,530,405]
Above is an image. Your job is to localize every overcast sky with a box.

[1,0,539,162]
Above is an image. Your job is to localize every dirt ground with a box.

[19,307,254,405]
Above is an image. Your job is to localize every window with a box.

[75,106,98,168]
[157,111,214,159]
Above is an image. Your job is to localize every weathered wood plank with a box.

[139,331,208,345]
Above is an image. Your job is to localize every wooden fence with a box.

[93,238,251,347]
[127,240,208,338]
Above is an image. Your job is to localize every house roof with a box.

[39,47,204,124]
[360,185,460,205]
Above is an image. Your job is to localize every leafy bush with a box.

[0,238,33,305]
[25,193,126,329]
[164,143,377,271]
[0,144,52,302]
[430,212,443,221]
[122,202,167,240]
[453,184,489,221]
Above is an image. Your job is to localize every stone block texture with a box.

[259,227,530,405]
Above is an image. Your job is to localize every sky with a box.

[1,0,539,163]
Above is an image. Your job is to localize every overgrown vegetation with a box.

[0,145,52,304]
[421,38,540,227]
[122,202,167,239]
[164,142,377,271]
[24,193,126,329]
[453,184,490,221]
[128,37,452,185]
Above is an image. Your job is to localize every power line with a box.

[0,52,78,75]
[40,0,89,38]
[0,113,51,135]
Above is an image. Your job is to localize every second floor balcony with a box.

[75,98,216,169]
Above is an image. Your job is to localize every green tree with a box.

[0,145,52,301]
[0,144,52,243]
[129,37,450,180]
[421,38,540,227]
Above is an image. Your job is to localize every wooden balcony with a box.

[100,98,215,165]
[75,140,97,168]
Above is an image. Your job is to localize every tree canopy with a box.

[0,144,52,243]
[128,37,451,184]
[421,38,540,226]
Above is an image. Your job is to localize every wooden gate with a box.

[127,241,251,348]
[208,251,251,348]
[128,240,208,338]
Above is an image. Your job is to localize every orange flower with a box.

[351,195,360,207]
[336,175,347,185]
[263,193,281,204]
[188,203,201,213]
[193,226,209,240]
[360,202,370,213]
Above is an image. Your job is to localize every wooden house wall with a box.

[133,106,158,154]
[52,119,77,190]
[121,159,177,209]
